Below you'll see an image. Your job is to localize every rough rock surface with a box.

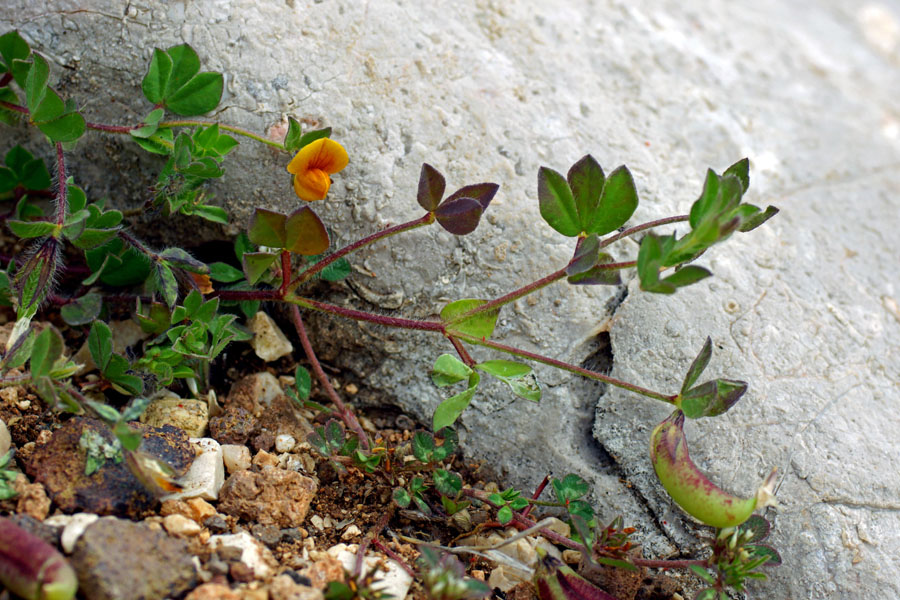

[70,517,196,600]
[218,467,318,528]
[3,1,899,597]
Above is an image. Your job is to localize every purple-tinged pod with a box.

[533,547,619,600]
[650,410,777,529]
[0,517,78,600]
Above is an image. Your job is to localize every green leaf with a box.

[36,111,86,143]
[60,292,102,326]
[538,166,580,237]
[679,378,747,418]
[433,372,479,432]
[319,257,351,282]
[662,265,712,289]
[160,247,208,273]
[739,205,779,232]
[412,431,435,462]
[156,263,179,308]
[746,544,782,567]
[690,170,720,229]
[131,127,174,155]
[440,298,499,339]
[248,208,287,248]
[431,353,472,387]
[434,469,462,497]
[164,44,201,96]
[588,165,638,236]
[121,396,152,423]
[566,234,600,277]
[130,108,165,138]
[552,474,590,503]
[283,117,303,152]
[88,320,113,372]
[142,48,173,104]
[0,31,31,77]
[296,127,332,150]
[7,220,58,239]
[434,196,483,236]
[694,588,717,600]
[166,71,223,116]
[723,157,750,193]
[392,487,412,508]
[192,204,229,224]
[24,53,49,114]
[689,565,716,585]
[567,155,605,231]
[285,207,329,255]
[242,251,277,285]
[208,262,243,282]
[681,337,712,394]
[566,252,621,286]
[496,505,513,524]
[294,365,312,400]
[417,163,445,211]
[738,515,771,543]
[475,359,531,378]
[30,326,62,379]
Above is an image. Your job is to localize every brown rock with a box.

[302,556,346,590]
[186,583,242,600]
[270,574,324,600]
[509,581,539,600]
[22,418,193,517]
[12,473,51,520]
[210,407,257,445]
[218,469,317,528]
[230,561,256,583]
[252,449,279,470]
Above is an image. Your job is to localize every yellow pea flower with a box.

[286,138,349,201]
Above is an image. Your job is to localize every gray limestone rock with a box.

[2,1,899,597]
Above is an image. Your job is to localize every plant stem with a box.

[455,333,676,403]
[213,289,281,301]
[289,304,370,450]
[279,250,291,297]
[288,296,445,332]
[53,143,67,226]
[598,215,690,249]
[521,474,551,518]
[371,539,416,578]
[159,120,284,149]
[0,100,26,114]
[86,122,134,134]
[289,213,434,290]
[631,558,708,569]
[354,505,396,578]
[447,335,475,367]
[449,266,569,323]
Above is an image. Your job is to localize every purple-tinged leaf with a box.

[739,205,779,232]
[538,166,580,237]
[586,165,638,236]
[567,155,605,228]
[416,163,445,211]
[444,182,499,212]
[681,337,712,394]
[738,514,771,543]
[434,196,483,235]
[247,208,287,248]
[284,206,329,255]
[566,253,621,286]
[746,544,782,567]
[679,378,747,418]
[242,251,277,285]
[566,234,600,277]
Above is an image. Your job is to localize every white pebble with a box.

[275,434,296,453]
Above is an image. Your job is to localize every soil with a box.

[0,300,689,600]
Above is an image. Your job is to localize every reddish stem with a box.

[289,213,434,289]
[213,289,281,301]
[371,539,417,578]
[289,304,370,450]
[447,335,475,367]
[0,100,26,114]
[0,73,11,88]
[520,474,551,519]
[85,121,135,134]
[279,250,291,297]
[598,215,690,249]
[354,505,396,577]
[289,296,445,332]
[54,143,67,226]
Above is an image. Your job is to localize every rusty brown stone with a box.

[218,468,317,528]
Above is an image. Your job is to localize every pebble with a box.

[208,531,276,579]
[219,467,319,528]
[12,473,51,520]
[275,434,296,453]
[248,311,294,362]
[488,564,532,592]
[340,524,361,540]
[251,523,283,548]
[70,517,196,600]
[222,444,252,473]
[185,583,242,600]
[45,512,100,553]
[0,418,10,457]
[252,449,280,470]
[302,555,346,589]
[228,372,284,415]
[140,391,210,438]
[333,546,413,599]
[162,438,225,502]
[203,514,230,534]
[163,513,203,536]
[270,574,324,600]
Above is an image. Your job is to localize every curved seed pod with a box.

[0,517,78,600]
[650,410,777,529]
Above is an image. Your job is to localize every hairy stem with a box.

[456,333,676,403]
[289,213,434,290]
[521,474,552,519]
[53,143,67,227]
[159,120,284,149]
[447,335,475,367]
[289,304,370,450]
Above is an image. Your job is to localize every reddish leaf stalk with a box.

[289,304,370,450]
[447,335,475,367]
[353,504,396,578]
[451,266,568,323]
[280,250,291,297]
[456,333,676,403]
[289,213,434,290]
[371,539,417,578]
[598,215,690,249]
[0,100,27,114]
[212,289,280,301]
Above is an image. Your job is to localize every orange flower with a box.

[286,138,349,201]
[187,272,214,294]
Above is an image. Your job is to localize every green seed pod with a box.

[650,410,777,529]
[0,517,78,600]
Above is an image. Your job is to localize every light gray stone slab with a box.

[3,1,899,597]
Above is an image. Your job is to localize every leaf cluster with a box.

[693,515,781,599]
